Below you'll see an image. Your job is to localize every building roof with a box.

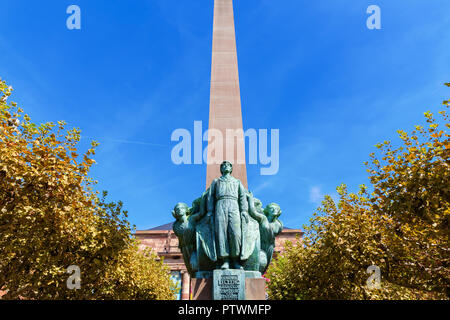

[145,222,295,231]
[147,222,174,231]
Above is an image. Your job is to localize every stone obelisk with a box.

[173,1,283,300]
[206,0,248,189]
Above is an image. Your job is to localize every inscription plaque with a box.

[213,269,246,300]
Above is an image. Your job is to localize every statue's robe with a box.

[258,218,283,273]
[196,214,217,264]
[207,175,249,260]
[241,214,260,270]
[186,191,217,272]
[173,213,218,275]
[247,196,283,273]
[173,218,196,276]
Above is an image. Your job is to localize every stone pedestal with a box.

[191,270,266,300]
[213,269,246,300]
[191,278,213,300]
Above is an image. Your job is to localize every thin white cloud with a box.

[251,181,270,194]
[309,186,323,204]
[81,136,168,147]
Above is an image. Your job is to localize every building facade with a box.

[135,222,303,300]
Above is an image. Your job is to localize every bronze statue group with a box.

[173,161,283,277]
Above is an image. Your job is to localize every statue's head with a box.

[220,161,233,175]
[264,203,281,222]
[172,202,189,220]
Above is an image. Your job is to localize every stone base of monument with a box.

[191,269,266,300]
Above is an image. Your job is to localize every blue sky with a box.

[1,0,449,230]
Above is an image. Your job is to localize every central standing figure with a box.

[207,161,249,270]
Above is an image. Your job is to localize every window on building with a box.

[170,271,182,300]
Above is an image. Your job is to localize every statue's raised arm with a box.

[247,192,266,224]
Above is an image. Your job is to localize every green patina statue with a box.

[172,161,283,277]
[207,161,249,270]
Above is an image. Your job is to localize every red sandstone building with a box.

[135,223,302,300]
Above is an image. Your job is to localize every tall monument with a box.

[172,0,283,300]
[206,0,247,189]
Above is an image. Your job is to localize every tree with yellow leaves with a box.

[0,79,176,300]
[267,84,449,300]
[366,84,449,297]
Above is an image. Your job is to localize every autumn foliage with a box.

[267,84,449,300]
[0,79,176,299]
